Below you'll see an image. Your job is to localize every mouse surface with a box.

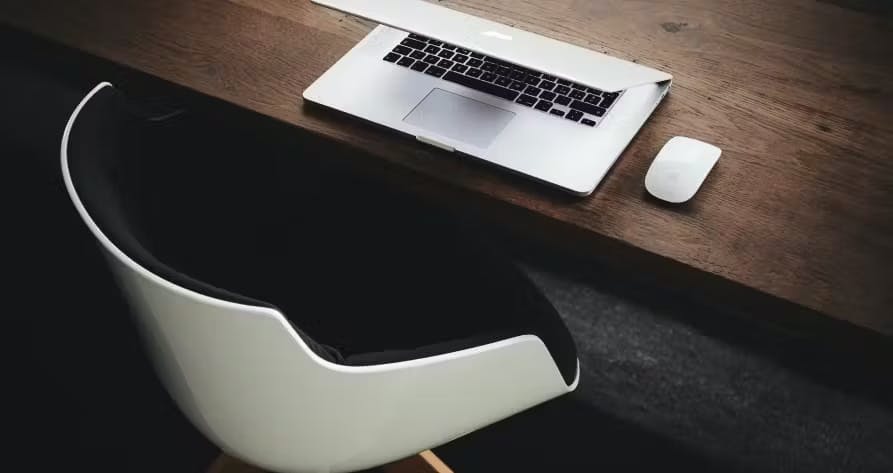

[645,136,721,203]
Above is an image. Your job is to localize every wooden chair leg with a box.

[382,451,454,473]
[207,454,265,473]
[208,450,454,473]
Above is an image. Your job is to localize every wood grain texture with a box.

[2,0,891,335]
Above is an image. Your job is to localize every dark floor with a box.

[5,27,893,473]
[435,254,893,472]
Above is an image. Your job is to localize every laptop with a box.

[304,0,673,195]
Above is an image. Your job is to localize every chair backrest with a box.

[61,83,574,473]
[61,82,346,467]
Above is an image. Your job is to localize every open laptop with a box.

[304,0,673,195]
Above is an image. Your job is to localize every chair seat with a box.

[68,86,577,384]
[149,173,578,384]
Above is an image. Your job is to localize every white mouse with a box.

[645,136,721,203]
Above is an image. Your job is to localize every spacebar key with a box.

[443,71,519,101]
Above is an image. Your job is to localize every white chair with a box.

[61,82,579,473]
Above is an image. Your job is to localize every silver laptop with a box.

[304,0,673,195]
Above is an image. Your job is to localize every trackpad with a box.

[403,89,515,148]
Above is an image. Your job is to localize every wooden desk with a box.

[3,0,892,337]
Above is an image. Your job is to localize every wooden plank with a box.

[208,451,452,473]
[1,0,891,337]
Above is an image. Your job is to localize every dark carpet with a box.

[435,253,893,472]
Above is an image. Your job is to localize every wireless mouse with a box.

[645,136,721,203]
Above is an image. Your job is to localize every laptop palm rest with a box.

[404,88,515,149]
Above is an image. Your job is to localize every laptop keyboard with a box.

[384,33,622,128]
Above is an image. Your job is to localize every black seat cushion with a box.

[66,86,578,385]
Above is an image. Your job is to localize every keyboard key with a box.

[409,33,429,41]
[603,92,619,100]
[410,50,426,60]
[542,74,557,82]
[555,85,571,95]
[587,88,603,95]
[425,66,447,78]
[481,62,497,72]
[497,66,512,76]
[497,77,513,87]
[457,48,470,55]
[540,81,556,91]
[438,50,455,59]
[525,76,541,86]
[566,110,584,122]
[454,54,469,64]
[428,39,443,46]
[424,54,440,64]
[452,63,469,73]
[394,45,412,55]
[442,44,457,50]
[468,68,483,78]
[485,56,512,67]
[540,90,556,101]
[401,38,427,50]
[397,57,415,67]
[509,80,525,90]
[549,109,565,117]
[482,72,498,82]
[600,95,618,108]
[535,100,553,112]
[425,45,440,54]
[584,94,602,105]
[517,94,538,107]
[510,70,526,81]
[570,90,586,100]
[570,100,606,116]
[383,52,400,63]
[467,58,483,68]
[557,78,571,86]
[470,52,484,59]
[572,83,587,90]
[525,86,541,96]
[443,71,520,101]
[581,118,597,127]
[555,95,571,106]
[411,62,428,72]
[438,59,455,68]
